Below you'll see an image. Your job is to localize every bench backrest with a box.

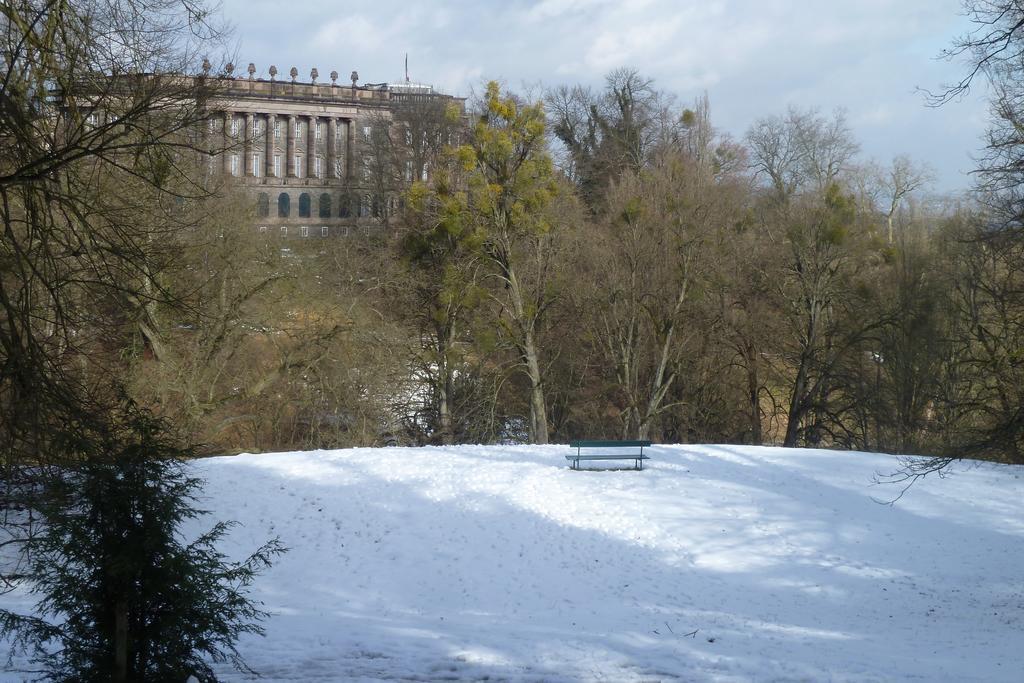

[569,440,652,448]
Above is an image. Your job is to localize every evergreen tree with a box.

[1,401,284,682]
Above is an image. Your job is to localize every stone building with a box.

[207,63,463,237]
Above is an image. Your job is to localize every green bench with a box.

[566,440,652,470]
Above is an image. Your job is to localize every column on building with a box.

[287,115,297,177]
[307,115,318,179]
[265,113,276,177]
[346,118,355,182]
[222,111,232,175]
[200,110,213,178]
[244,112,254,176]
[327,117,338,178]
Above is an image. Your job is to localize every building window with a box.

[252,154,261,177]
[339,196,350,218]
[404,161,413,182]
[230,155,239,176]
[277,192,290,217]
[230,118,238,137]
[319,193,332,218]
[274,120,281,140]
[360,194,371,218]
[298,193,311,218]
[294,155,302,178]
[362,125,372,141]
[256,193,269,217]
[280,226,287,236]
[421,163,429,181]
[334,159,344,178]
[295,121,303,140]
[274,155,282,178]
[315,122,322,141]
[315,156,322,178]
[252,118,260,137]
[300,225,309,238]
[321,226,328,237]
[258,225,268,233]
[336,124,344,141]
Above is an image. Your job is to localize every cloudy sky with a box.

[219,0,988,192]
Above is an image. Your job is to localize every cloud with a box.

[525,0,616,21]
[583,16,684,72]
[854,104,895,127]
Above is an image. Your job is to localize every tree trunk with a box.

[435,322,454,444]
[783,368,806,447]
[523,328,549,444]
[785,311,817,447]
[784,280,824,447]
[501,254,549,444]
[114,599,129,682]
[636,262,690,440]
[437,374,453,444]
[637,416,653,441]
[745,342,762,444]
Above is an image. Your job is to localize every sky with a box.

[218,0,989,193]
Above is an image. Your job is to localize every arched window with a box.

[319,193,332,218]
[339,195,351,218]
[277,192,290,218]
[256,193,269,218]
[359,194,371,218]
[299,192,311,218]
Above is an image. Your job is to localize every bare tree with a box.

[859,156,933,243]
[926,0,1024,106]
[358,95,464,229]
[746,107,859,201]
[592,100,746,441]
[880,0,1024,485]
[924,1,1024,231]
[547,68,675,208]
[596,161,704,440]
[770,187,887,447]
[0,0,227,591]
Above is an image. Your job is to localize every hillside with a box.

[2,445,1021,681]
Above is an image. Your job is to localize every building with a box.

[206,63,464,237]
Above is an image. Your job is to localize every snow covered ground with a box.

[2,444,1022,682]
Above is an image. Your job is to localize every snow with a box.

[2,444,1022,681]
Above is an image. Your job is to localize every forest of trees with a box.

[119,69,1023,467]
[3,0,1024,677]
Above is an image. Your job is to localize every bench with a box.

[566,440,652,470]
